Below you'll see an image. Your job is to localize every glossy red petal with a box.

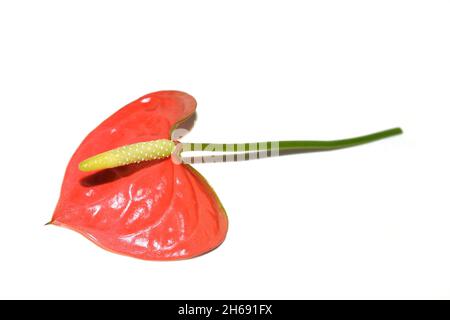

[51,91,228,260]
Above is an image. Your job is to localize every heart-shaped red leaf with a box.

[51,91,228,260]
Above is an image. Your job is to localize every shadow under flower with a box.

[181,148,331,164]
[80,159,165,187]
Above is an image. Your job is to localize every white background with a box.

[0,1,449,299]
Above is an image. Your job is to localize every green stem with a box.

[181,127,403,154]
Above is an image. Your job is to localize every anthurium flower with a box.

[51,91,227,260]
[50,90,402,261]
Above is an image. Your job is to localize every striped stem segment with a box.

[181,127,403,155]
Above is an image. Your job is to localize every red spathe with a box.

[52,91,228,260]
